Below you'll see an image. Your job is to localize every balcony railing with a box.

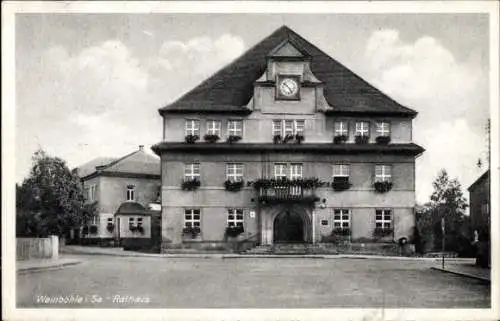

[249,178,326,204]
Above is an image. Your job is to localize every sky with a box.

[15,13,490,204]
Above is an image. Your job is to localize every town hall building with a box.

[152,26,424,252]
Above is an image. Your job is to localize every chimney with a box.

[139,145,144,151]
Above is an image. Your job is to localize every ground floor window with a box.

[129,217,135,228]
[333,209,350,228]
[185,209,201,228]
[375,209,392,228]
[227,208,244,227]
[137,217,143,227]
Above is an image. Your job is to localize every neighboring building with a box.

[152,26,425,251]
[468,169,490,237]
[74,145,161,245]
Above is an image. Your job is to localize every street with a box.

[17,255,490,308]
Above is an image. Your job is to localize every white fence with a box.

[16,236,59,260]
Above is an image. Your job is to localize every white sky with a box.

[15,13,491,205]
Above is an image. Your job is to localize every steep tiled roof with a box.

[159,25,417,117]
[77,148,160,180]
[468,169,490,192]
[115,201,149,215]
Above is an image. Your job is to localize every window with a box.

[321,220,329,226]
[86,184,97,201]
[273,120,305,136]
[184,209,201,228]
[333,164,350,177]
[289,164,303,179]
[355,121,370,137]
[333,209,350,228]
[227,120,243,137]
[128,217,135,227]
[227,208,244,227]
[184,163,200,181]
[376,122,390,137]
[334,121,348,136]
[185,119,200,136]
[375,209,392,228]
[91,215,97,225]
[206,120,221,136]
[375,165,392,182]
[274,163,288,179]
[107,218,113,223]
[226,163,244,182]
[126,185,135,201]
[137,217,143,227]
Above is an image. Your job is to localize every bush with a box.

[373,181,393,193]
[224,180,244,192]
[375,136,391,145]
[333,135,348,144]
[332,177,351,191]
[106,223,114,233]
[181,179,201,191]
[89,225,98,234]
[332,227,351,236]
[203,134,220,143]
[185,134,199,144]
[137,225,145,234]
[225,226,244,238]
[355,135,369,144]
[295,134,305,144]
[273,135,282,144]
[227,135,242,143]
[82,226,89,235]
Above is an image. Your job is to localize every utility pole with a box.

[441,217,445,269]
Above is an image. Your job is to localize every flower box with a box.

[227,135,242,143]
[203,134,220,143]
[355,135,369,144]
[181,179,201,191]
[225,226,244,238]
[332,177,351,191]
[250,177,327,190]
[295,134,305,144]
[182,226,201,239]
[283,134,295,143]
[373,227,394,237]
[273,134,282,144]
[129,225,137,232]
[373,181,393,193]
[375,136,391,145]
[89,225,98,234]
[224,180,244,192]
[332,228,351,236]
[185,134,199,144]
[106,223,114,233]
[333,135,348,144]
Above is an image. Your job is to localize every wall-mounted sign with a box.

[249,211,255,218]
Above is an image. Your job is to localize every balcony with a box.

[250,178,325,204]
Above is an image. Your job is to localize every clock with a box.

[276,76,300,100]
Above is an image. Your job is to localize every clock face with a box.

[279,78,299,97]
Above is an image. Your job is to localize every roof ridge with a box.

[98,150,140,171]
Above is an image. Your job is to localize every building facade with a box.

[468,170,490,237]
[75,146,161,245]
[152,26,424,250]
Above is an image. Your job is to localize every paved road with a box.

[17,255,490,308]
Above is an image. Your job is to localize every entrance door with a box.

[273,210,304,243]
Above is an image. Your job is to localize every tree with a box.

[16,150,96,237]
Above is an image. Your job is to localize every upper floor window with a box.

[375,209,392,229]
[226,163,244,182]
[185,119,200,136]
[355,121,370,137]
[274,163,288,179]
[128,217,135,228]
[184,209,201,228]
[334,121,348,137]
[375,165,392,182]
[376,122,391,137]
[126,185,135,201]
[333,209,350,228]
[289,163,303,180]
[184,163,200,180]
[206,120,221,136]
[86,184,97,202]
[333,164,350,177]
[273,120,305,136]
[227,120,243,137]
[227,208,244,227]
[137,217,143,227]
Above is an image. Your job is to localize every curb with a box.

[17,261,82,274]
[429,267,490,283]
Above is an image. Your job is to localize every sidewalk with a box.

[17,257,82,274]
[431,263,491,283]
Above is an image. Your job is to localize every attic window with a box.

[126,185,136,201]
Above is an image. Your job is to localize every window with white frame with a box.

[333,209,350,228]
[226,163,244,182]
[334,121,348,136]
[272,120,283,137]
[227,208,244,227]
[333,164,350,178]
[375,209,392,229]
[184,209,201,228]
[375,165,392,182]
[284,120,294,136]
[86,184,97,201]
[206,120,221,136]
[295,120,305,135]
[128,217,135,227]
[184,163,200,181]
[355,121,370,137]
[126,185,135,201]
[185,119,200,136]
[274,163,288,179]
[227,120,243,137]
[289,164,303,179]
[376,122,390,137]
[272,120,306,136]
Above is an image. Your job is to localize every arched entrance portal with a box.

[273,210,305,243]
